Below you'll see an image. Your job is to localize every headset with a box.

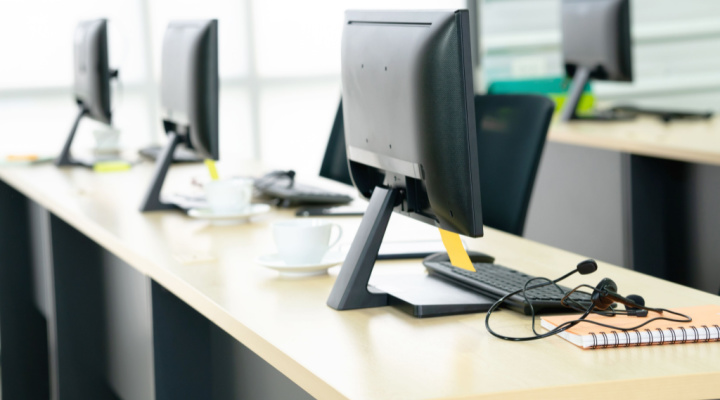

[485,259,692,341]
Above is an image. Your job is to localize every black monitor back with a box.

[161,19,219,160]
[73,19,111,124]
[342,10,482,237]
[562,0,632,81]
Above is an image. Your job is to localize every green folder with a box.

[487,77,595,115]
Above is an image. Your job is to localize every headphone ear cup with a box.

[623,294,648,316]
[625,294,645,308]
[591,278,618,311]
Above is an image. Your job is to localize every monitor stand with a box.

[326,186,496,317]
[139,131,183,212]
[55,106,92,167]
[559,65,635,123]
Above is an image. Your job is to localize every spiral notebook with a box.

[541,304,720,349]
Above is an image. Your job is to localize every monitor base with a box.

[295,205,365,217]
[610,105,713,123]
[326,186,493,317]
[138,144,204,163]
[571,112,636,122]
[370,273,495,318]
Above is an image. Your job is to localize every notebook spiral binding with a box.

[588,324,720,349]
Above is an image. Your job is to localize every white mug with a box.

[272,219,342,265]
[205,178,253,214]
[93,127,120,153]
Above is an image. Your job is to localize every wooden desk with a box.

[1,162,719,399]
[549,116,720,166]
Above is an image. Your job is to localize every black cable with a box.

[546,308,691,333]
[520,277,570,336]
[485,277,592,342]
[485,271,693,342]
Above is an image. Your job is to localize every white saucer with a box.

[254,251,345,277]
[187,204,271,225]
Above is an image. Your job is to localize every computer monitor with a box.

[327,9,483,311]
[559,0,632,121]
[319,100,353,186]
[56,19,117,167]
[139,19,219,212]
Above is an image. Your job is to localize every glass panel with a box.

[253,0,467,78]
[258,81,341,178]
[0,89,153,156]
[218,85,254,162]
[148,0,249,80]
[0,0,147,89]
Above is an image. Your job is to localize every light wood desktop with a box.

[549,116,720,165]
[1,162,719,399]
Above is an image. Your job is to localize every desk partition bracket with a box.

[139,132,182,212]
[327,187,397,310]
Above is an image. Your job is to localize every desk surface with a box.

[549,116,720,166]
[1,162,719,400]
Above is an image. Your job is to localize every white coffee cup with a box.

[272,219,342,265]
[205,178,253,214]
[93,127,120,154]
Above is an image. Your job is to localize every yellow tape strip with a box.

[204,159,219,180]
[438,228,474,271]
[93,161,131,173]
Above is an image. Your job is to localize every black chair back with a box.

[319,100,353,186]
[475,94,555,236]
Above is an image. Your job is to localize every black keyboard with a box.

[424,258,592,315]
[610,105,713,122]
[256,182,353,206]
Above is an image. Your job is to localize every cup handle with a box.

[328,224,343,249]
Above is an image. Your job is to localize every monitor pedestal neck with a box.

[55,106,91,167]
[327,186,496,317]
[327,186,396,310]
[560,66,636,122]
[559,65,591,122]
[139,131,183,212]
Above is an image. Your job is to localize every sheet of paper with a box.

[438,228,474,271]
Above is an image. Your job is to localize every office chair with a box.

[314,95,553,234]
[319,100,353,186]
[474,94,555,236]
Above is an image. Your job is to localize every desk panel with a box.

[548,118,720,294]
[0,181,50,400]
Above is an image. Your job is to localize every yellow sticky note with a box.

[93,161,131,173]
[6,154,39,161]
[438,228,474,271]
[204,159,219,180]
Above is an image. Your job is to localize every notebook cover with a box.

[541,304,720,349]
